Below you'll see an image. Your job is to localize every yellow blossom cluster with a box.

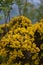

[0,16,43,65]
[0,16,32,39]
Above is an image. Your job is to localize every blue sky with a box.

[28,0,40,3]
[12,0,40,9]
[27,0,40,6]
[33,0,40,4]
[32,0,40,3]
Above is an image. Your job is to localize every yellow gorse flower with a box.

[40,44,43,50]
[0,16,43,65]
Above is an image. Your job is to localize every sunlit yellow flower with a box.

[36,47,40,52]
[32,43,36,48]
[41,53,43,57]
[25,63,30,65]
[32,53,38,60]
[34,60,39,65]
[40,44,43,50]
[18,50,24,58]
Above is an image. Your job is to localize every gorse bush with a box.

[0,16,31,38]
[0,16,43,65]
